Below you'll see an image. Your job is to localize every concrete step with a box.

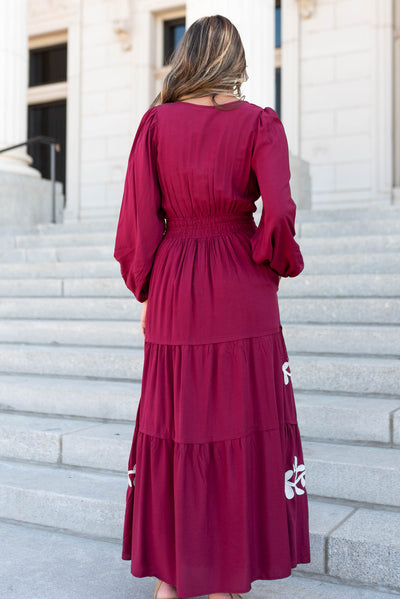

[295,206,400,223]
[0,273,398,299]
[300,253,400,274]
[1,344,400,396]
[0,343,143,381]
[1,296,399,324]
[279,297,400,324]
[1,521,397,599]
[1,274,400,299]
[0,204,395,236]
[298,233,400,254]
[299,500,400,590]
[298,217,400,237]
[36,219,117,234]
[0,412,399,507]
[0,260,119,279]
[0,245,115,263]
[0,277,129,297]
[0,458,124,539]
[1,321,399,357]
[303,441,400,507]
[1,234,400,264]
[1,205,397,241]
[14,232,115,249]
[0,278,64,297]
[1,205,399,242]
[0,412,132,470]
[0,319,143,347]
[0,297,140,320]
[278,273,400,297]
[0,374,140,421]
[283,324,400,356]
[296,393,400,445]
[290,354,400,397]
[0,231,114,250]
[0,253,400,280]
[1,374,398,445]
[0,458,399,591]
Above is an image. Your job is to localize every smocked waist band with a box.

[164,212,256,238]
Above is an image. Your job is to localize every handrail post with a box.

[50,142,56,223]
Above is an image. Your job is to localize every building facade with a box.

[0,0,399,223]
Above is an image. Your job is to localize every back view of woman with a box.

[114,14,311,599]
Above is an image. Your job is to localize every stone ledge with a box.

[0,171,64,230]
[328,508,400,589]
[296,393,400,444]
[0,373,140,420]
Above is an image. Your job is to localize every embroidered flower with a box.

[282,361,292,385]
[285,455,306,499]
[128,464,136,487]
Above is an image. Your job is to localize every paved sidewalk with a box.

[1,521,397,599]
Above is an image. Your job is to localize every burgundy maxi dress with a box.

[114,98,311,598]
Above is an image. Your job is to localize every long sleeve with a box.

[114,106,166,302]
[250,107,304,278]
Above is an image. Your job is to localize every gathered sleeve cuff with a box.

[114,106,166,302]
[250,107,304,278]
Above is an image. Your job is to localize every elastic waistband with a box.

[164,212,256,238]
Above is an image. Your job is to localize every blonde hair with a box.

[150,14,249,111]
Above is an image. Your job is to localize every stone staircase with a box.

[0,206,400,598]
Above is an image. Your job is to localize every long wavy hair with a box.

[150,14,249,111]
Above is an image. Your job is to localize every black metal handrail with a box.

[0,135,61,223]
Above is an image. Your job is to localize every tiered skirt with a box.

[122,329,310,598]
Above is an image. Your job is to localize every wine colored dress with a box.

[114,98,311,598]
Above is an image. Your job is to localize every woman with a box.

[114,14,311,599]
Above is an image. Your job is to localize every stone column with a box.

[185,0,276,108]
[394,0,400,201]
[0,0,40,176]
[281,0,301,157]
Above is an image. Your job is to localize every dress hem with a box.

[121,562,313,598]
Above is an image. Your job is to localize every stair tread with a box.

[0,411,109,434]
[0,411,399,461]
[2,297,399,325]
[0,345,399,391]
[296,393,400,444]
[1,320,400,355]
[303,440,400,465]
[1,457,399,544]
[2,234,400,264]
[1,372,397,426]
[0,373,140,421]
[0,457,124,500]
[0,341,399,362]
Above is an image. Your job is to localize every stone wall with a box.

[285,0,394,209]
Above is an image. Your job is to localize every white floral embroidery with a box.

[285,456,306,499]
[128,464,136,487]
[282,361,292,385]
